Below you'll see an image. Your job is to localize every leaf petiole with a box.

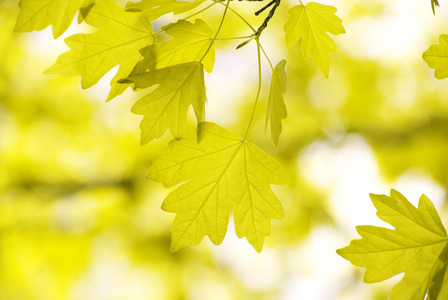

[198,0,231,64]
[242,38,262,141]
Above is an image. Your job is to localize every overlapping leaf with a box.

[283,2,345,78]
[265,60,287,148]
[423,34,448,79]
[132,19,215,75]
[15,0,90,38]
[337,190,448,300]
[45,0,153,100]
[148,122,288,252]
[120,62,206,145]
[125,0,205,21]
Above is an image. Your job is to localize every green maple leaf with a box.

[132,19,215,75]
[423,34,448,80]
[148,122,288,252]
[283,2,345,78]
[337,190,448,300]
[265,59,287,148]
[15,0,90,38]
[120,62,206,145]
[125,0,205,21]
[45,0,153,100]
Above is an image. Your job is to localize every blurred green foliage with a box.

[2,0,448,299]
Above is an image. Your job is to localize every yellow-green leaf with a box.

[337,190,448,300]
[423,34,448,79]
[121,62,206,145]
[45,0,153,100]
[148,122,288,252]
[125,0,205,21]
[265,59,287,148]
[132,19,215,74]
[283,2,345,78]
[15,0,90,38]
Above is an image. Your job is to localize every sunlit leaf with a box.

[45,0,153,100]
[283,2,345,78]
[125,0,205,21]
[337,190,448,300]
[265,59,287,148]
[132,19,215,74]
[120,62,206,145]
[423,34,448,79]
[148,122,288,252]
[15,0,90,38]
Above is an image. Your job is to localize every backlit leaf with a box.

[148,122,288,252]
[45,0,153,100]
[15,0,89,38]
[265,59,287,148]
[121,62,206,145]
[337,190,448,300]
[132,19,215,74]
[423,34,448,79]
[283,2,345,78]
[125,0,205,21]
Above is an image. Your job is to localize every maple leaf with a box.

[283,2,345,78]
[45,0,153,100]
[15,0,90,38]
[120,62,206,145]
[147,122,288,252]
[265,59,287,148]
[423,34,448,79]
[132,19,215,75]
[125,0,205,21]
[337,190,448,300]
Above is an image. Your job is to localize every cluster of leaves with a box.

[14,0,345,252]
[13,0,448,298]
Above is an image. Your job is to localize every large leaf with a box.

[337,190,448,300]
[45,0,153,100]
[148,122,288,252]
[423,34,448,79]
[120,62,206,145]
[283,2,345,78]
[265,59,287,148]
[15,0,89,38]
[125,0,205,21]
[132,19,215,74]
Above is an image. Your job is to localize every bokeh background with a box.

[2,0,448,299]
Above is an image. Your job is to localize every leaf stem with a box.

[214,0,256,33]
[199,0,231,64]
[242,38,262,141]
[259,44,273,70]
[152,2,218,36]
[216,2,273,70]
[214,36,253,40]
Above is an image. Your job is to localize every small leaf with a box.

[423,34,448,79]
[283,2,345,78]
[148,122,288,252]
[15,0,90,38]
[122,62,206,145]
[337,190,448,300]
[125,0,205,21]
[45,0,153,100]
[265,59,287,148]
[132,19,215,74]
